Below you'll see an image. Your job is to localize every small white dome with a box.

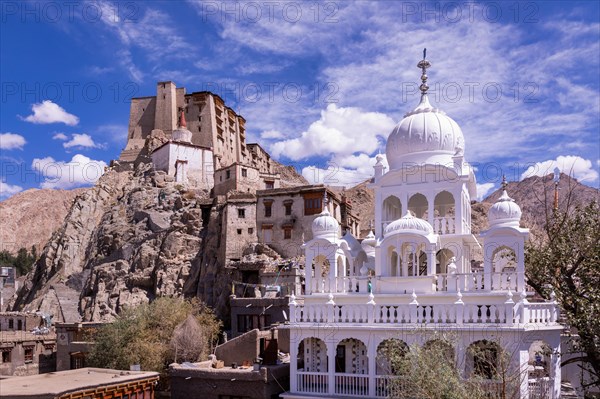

[384,211,433,236]
[172,127,193,143]
[385,94,464,169]
[488,190,522,227]
[312,207,339,240]
[361,230,376,256]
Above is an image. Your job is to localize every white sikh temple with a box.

[282,54,562,399]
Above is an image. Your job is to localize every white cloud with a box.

[32,154,107,189]
[302,153,385,188]
[0,133,26,150]
[0,180,23,198]
[270,104,395,161]
[53,133,68,141]
[63,133,101,149]
[476,183,496,201]
[22,100,79,126]
[520,155,599,183]
[261,130,285,139]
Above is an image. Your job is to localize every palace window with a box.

[238,208,245,218]
[264,201,272,217]
[241,168,247,177]
[284,200,293,216]
[304,194,323,215]
[24,347,34,363]
[1,350,10,363]
[284,227,292,240]
[265,180,274,189]
[237,229,242,235]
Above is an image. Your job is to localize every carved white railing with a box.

[433,216,455,234]
[289,294,559,326]
[295,371,553,398]
[334,373,369,397]
[310,272,521,296]
[436,272,485,292]
[297,371,328,394]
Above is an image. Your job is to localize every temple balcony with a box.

[291,373,556,398]
[288,291,559,327]
[307,271,525,295]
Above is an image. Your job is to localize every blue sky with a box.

[1,1,599,199]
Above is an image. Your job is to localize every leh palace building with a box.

[282,56,562,398]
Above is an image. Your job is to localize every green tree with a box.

[525,201,600,391]
[87,297,222,374]
[0,248,36,276]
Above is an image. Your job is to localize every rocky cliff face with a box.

[11,165,233,323]
[0,188,86,255]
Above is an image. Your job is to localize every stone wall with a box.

[0,332,56,376]
[170,361,289,399]
[222,196,258,262]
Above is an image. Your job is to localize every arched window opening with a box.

[436,249,455,274]
[336,338,368,374]
[376,339,409,375]
[299,337,328,373]
[408,193,428,219]
[383,196,402,224]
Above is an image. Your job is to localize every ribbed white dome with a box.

[384,211,433,236]
[488,190,522,227]
[385,94,464,169]
[312,208,339,240]
[172,127,193,143]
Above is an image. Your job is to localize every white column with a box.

[328,342,336,395]
[290,334,299,392]
[375,190,382,237]
[455,188,464,234]
[549,336,561,399]
[305,251,313,295]
[427,194,434,227]
[518,349,530,399]
[368,338,377,397]
[427,246,435,276]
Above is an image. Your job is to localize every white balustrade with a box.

[491,271,519,291]
[433,216,455,234]
[525,303,557,324]
[297,372,328,394]
[334,373,369,397]
[290,297,557,326]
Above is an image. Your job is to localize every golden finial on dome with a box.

[417,48,431,94]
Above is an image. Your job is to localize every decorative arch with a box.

[376,339,409,375]
[436,248,455,274]
[408,193,428,219]
[423,339,454,365]
[467,340,501,379]
[336,338,369,374]
[434,191,456,234]
[434,191,455,217]
[298,337,328,372]
[383,195,402,222]
[491,246,517,273]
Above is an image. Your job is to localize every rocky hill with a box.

[10,166,234,323]
[0,188,86,255]
[273,160,309,188]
